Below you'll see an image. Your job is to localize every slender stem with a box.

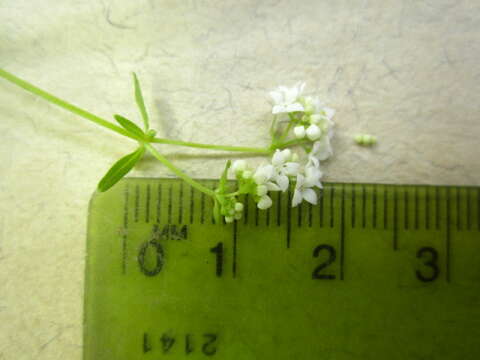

[0,68,142,142]
[144,143,216,197]
[151,137,270,153]
[277,138,308,148]
[0,68,271,154]
[278,114,296,143]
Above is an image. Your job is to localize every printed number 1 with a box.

[210,242,224,277]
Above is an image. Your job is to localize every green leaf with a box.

[114,114,145,139]
[132,72,150,131]
[97,146,145,192]
[218,160,232,194]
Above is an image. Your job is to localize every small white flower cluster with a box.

[270,83,335,207]
[232,148,300,211]
[215,82,336,223]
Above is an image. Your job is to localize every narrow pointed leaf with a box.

[218,160,231,193]
[133,72,150,131]
[97,146,145,192]
[114,114,145,139]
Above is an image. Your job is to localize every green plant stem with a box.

[151,138,270,153]
[276,138,308,148]
[0,68,142,142]
[0,68,271,154]
[144,143,216,197]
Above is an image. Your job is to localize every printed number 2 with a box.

[416,246,440,282]
[312,244,336,280]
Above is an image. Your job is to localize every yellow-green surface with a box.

[85,178,480,359]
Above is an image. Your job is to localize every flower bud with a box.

[294,126,306,139]
[257,195,273,210]
[234,202,244,212]
[306,124,322,141]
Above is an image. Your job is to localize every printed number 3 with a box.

[416,246,440,282]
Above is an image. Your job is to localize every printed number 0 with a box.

[138,241,164,277]
[312,244,336,280]
[416,246,439,282]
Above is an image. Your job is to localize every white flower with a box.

[253,164,280,191]
[269,83,305,114]
[292,174,318,207]
[306,124,322,141]
[271,149,300,192]
[257,195,273,209]
[291,164,323,207]
[294,126,306,139]
[309,135,333,162]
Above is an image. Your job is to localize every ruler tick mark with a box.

[362,185,366,228]
[435,187,440,230]
[244,194,249,225]
[308,203,313,227]
[404,189,409,230]
[189,186,194,225]
[255,206,259,227]
[466,188,471,230]
[330,186,335,228]
[414,187,419,230]
[351,185,356,228]
[134,185,140,223]
[168,186,173,224]
[393,188,398,250]
[276,192,281,226]
[425,187,430,230]
[373,185,377,228]
[200,192,205,224]
[287,188,292,248]
[233,220,238,277]
[156,184,162,223]
[266,205,271,226]
[297,203,302,227]
[340,185,345,280]
[178,183,184,224]
[122,184,129,275]
[319,191,324,227]
[383,186,388,229]
[477,188,480,231]
[446,187,451,282]
[146,184,151,223]
[456,187,461,231]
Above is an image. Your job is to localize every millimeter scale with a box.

[84,178,480,359]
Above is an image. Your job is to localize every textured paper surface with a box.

[0,0,479,358]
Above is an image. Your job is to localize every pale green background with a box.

[0,0,479,359]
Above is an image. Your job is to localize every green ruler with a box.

[84,178,480,360]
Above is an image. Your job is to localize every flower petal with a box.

[283,162,300,176]
[292,189,303,207]
[272,104,287,114]
[272,150,284,166]
[266,181,281,191]
[257,195,273,210]
[269,90,283,104]
[302,188,318,205]
[285,102,305,113]
[275,174,289,192]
